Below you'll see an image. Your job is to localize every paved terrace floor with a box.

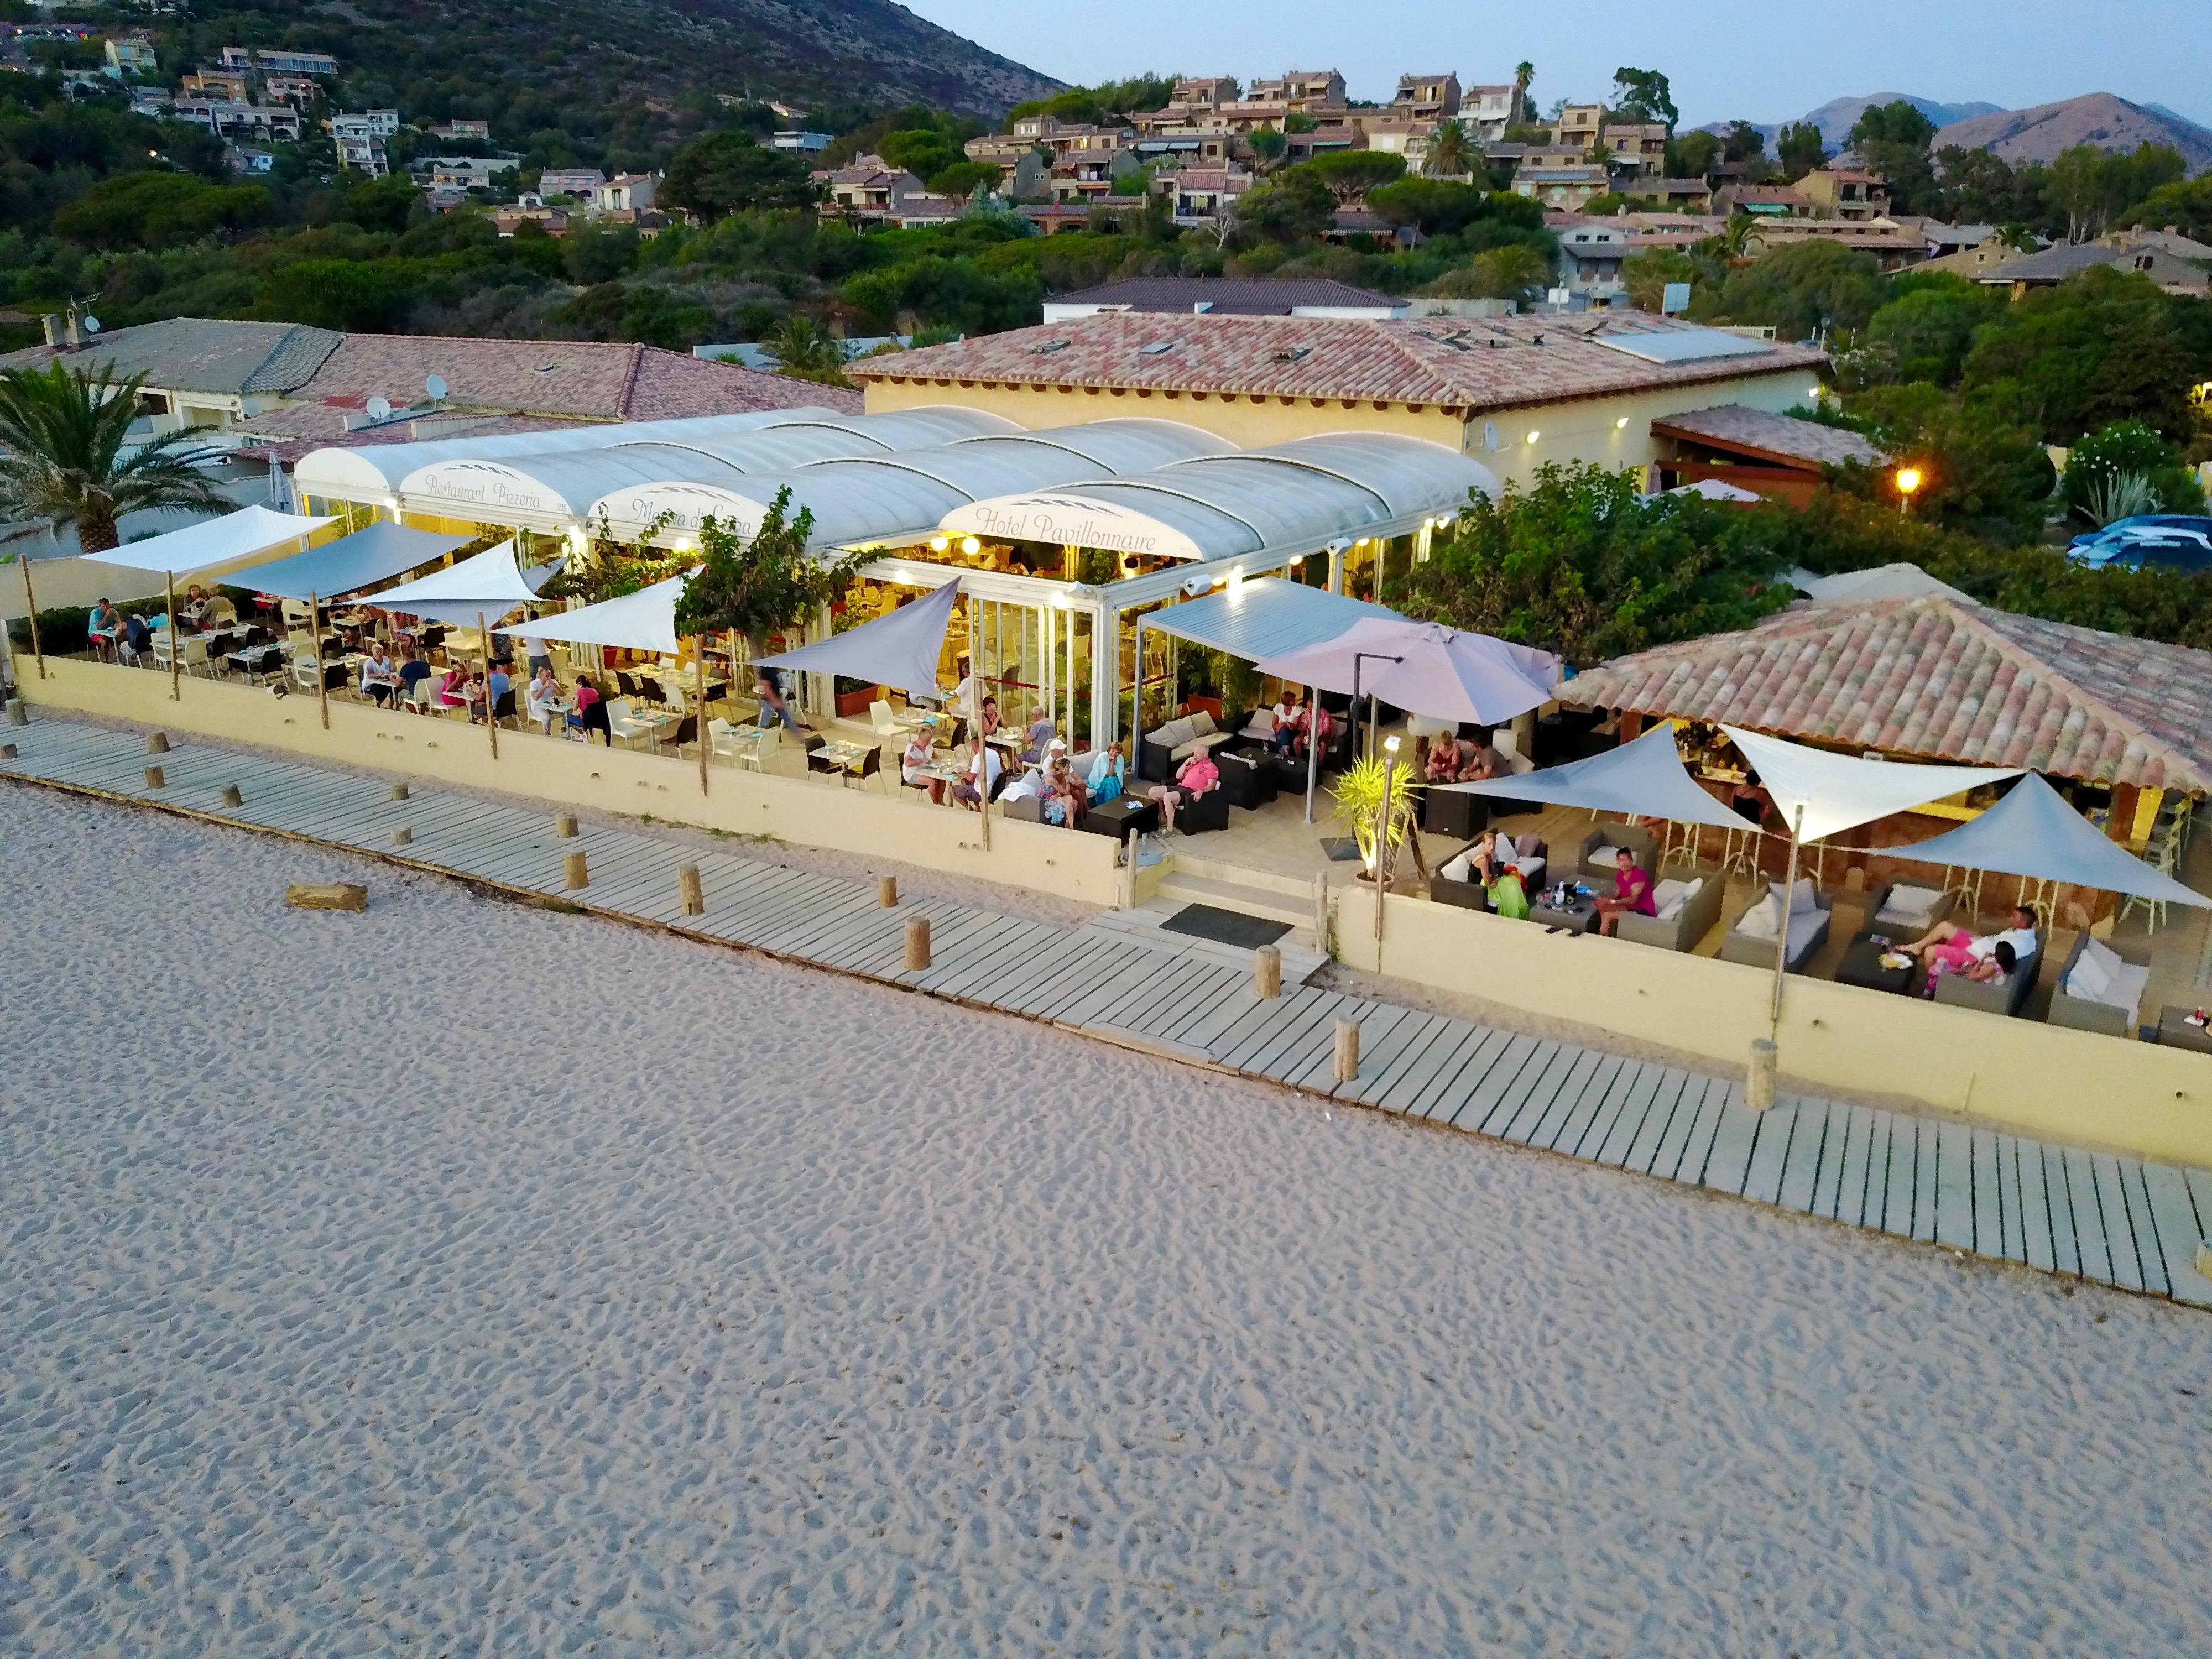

[9,709,2212,1313]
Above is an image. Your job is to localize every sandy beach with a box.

[5,781,2212,1657]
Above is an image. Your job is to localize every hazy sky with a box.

[904,0,2212,129]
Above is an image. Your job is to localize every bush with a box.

[2059,420,2206,524]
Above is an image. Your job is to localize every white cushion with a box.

[1243,710,1278,738]
[2067,951,2112,1001]
[1589,844,1630,867]
[1188,711,1218,737]
[2081,935,2123,982]
[2107,962,2151,1023]
[1652,877,1703,921]
[1737,891,1783,941]
[1768,877,1817,910]
[1887,882,1943,917]
[1442,853,1473,883]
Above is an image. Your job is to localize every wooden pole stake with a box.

[286,882,366,911]
[311,590,330,731]
[678,863,704,915]
[1747,1037,1778,1112]
[904,914,932,971]
[1254,943,1281,999]
[390,781,409,801]
[1332,1018,1360,1085]
[5,698,23,726]
[479,611,497,760]
[0,741,16,760]
[878,874,898,908]
[147,731,169,753]
[564,849,589,890]
[390,825,413,846]
[143,763,164,789]
[165,568,180,702]
[555,812,577,838]
[695,638,708,797]
[220,784,242,806]
[1770,804,1806,1031]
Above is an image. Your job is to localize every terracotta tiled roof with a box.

[0,318,342,394]
[1558,596,2212,793]
[1652,404,1884,469]
[849,312,1827,414]
[1051,276,1396,314]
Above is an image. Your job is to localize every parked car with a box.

[2066,515,2212,571]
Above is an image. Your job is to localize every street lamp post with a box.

[1894,466,1923,517]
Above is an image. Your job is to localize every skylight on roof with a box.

[1592,330,1774,366]
[1137,340,1178,356]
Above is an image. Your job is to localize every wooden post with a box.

[968,595,990,851]
[0,741,16,760]
[391,825,413,846]
[1747,1037,1777,1111]
[220,784,242,806]
[479,611,497,760]
[311,590,330,731]
[1254,943,1282,1000]
[1373,752,1395,945]
[5,698,23,726]
[695,639,708,797]
[165,568,180,702]
[878,874,898,908]
[1313,870,1329,958]
[18,553,43,680]
[904,914,931,971]
[1770,804,1806,1031]
[390,781,409,801]
[1332,1017,1360,1085]
[678,863,703,915]
[143,764,164,789]
[564,849,588,890]
[147,731,169,754]
[1123,826,1139,909]
[555,812,577,838]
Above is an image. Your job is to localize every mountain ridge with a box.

[1933,92,2212,174]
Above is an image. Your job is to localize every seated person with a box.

[1425,735,1478,784]
[951,743,1003,811]
[567,675,604,740]
[1019,706,1056,764]
[1592,848,1657,936]
[1046,752,1086,823]
[974,695,1003,742]
[1924,940,2019,997]
[1459,732,1511,781]
[1266,690,1306,756]
[902,728,946,804]
[181,583,211,622]
[121,612,153,666]
[1901,905,2038,979]
[1489,865,1531,921]
[358,642,403,706]
[437,662,473,709]
[1143,743,1219,834]
[1087,739,1128,804]
[525,663,564,731]
[398,651,434,708]
[1469,827,1529,885]
[87,598,122,656]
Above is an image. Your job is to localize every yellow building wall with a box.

[14,654,1123,908]
[864,369,1826,491]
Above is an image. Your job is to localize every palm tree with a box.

[1425,118,1472,178]
[0,361,225,553]
[758,314,853,388]
[1512,61,1535,124]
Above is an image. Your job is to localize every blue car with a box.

[2067,515,2212,571]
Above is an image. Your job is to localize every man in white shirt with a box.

[1903,905,2038,978]
[951,742,1001,811]
[947,655,978,738]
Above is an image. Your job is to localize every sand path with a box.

[4,785,2210,1656]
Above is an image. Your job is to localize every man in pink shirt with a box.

[1144,744,1219,833]
[1593,847,1657,937]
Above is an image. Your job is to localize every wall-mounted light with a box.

[961,535,981,555]
[1615,416,1629,430]
[1525,430,1541,445]
[929,534,950,552]
[1288,552,1304,566]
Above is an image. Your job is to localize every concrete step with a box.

[1154,869,1316,930]
[1162,851,1318,902]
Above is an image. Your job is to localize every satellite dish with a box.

[366,395,392,420]
[82,315,101,335]
[425,374,448,401]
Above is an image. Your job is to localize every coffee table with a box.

[1082,795,1158,839]
[1836,930,1917,995]
[1528,893,1599,933]
[2158,1005,2212,1052]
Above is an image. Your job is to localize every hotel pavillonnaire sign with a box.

[940,493,1209,561]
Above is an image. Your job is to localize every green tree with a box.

[1622,247,1697,311]
[1859,274,2002,385]
[674,486,868,655]
[661,132,817,221]
[2126,172,2212,239]
[2047,143,2120,242]
[1608,67,1677,131]
[1712,239,1885,338]
[1424,118,1472,178]
[1962,266,2199,441]
[1667,128,1721,179]
[1366,177,1495,236]
[0,362,225,552]
[1234,168,1334,242]
[1247,127,1287,168]
[50,170,268,249]
[877,128,964,182]
[339,173,420,235]
[1396,462,1790,665]
[927,160,1000,200]
[2059,420,2207,523]
[1298,150,1407,205]
[1774,121,1827,180]
[758,314,851,387]
[1846,100,1936,154]
[255,258,410,331]
[1846,380,2057,536]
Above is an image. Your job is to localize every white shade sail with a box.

[751,579,961,696]
[1722,724,2023,843]
[497,571,695,656]
[1885,774,2211,906]
[1254,616,1559,727]
[371,540,534,610]
[1440,722,1754,831]
[80,505,334,577]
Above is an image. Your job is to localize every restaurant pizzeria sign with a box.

[941,493,1208,561]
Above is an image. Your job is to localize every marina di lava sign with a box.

[940,493,1209,561]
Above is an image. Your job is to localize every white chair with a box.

[737,723,781,771]
[154,635,209,676]
[604,697,654,749]
[869,698,903,742]
[207,596,238,626]
[405,677,441,715]
[708,717,745,763]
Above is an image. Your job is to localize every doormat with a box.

[1318,836,1363,862]
[1160,903,1293,951]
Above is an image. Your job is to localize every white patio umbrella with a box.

[1251,616,1563,822]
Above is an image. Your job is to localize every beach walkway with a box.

[9,710,2212,1312]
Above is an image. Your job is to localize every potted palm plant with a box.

[1331,752,1423,887]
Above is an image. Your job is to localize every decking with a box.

[8,710,2212,1311]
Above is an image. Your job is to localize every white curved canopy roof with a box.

[586,419,1230,547]
[943,432,1498,562]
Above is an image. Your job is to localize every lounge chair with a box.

[1719,879,1833,971]
[1615,871,1723,953]
[1214,745,1277,810]
[1141,711,1224,781]
[1575,820,1660,882]
[2046,933,2152,1039]
[1864,879,1953,937]
[1932,931,2044,1017]
[1430,834,1547,912]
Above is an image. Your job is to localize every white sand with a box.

[5,784,2212,1657]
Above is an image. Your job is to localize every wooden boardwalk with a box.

[9,712,2212,1311]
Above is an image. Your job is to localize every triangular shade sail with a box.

[751,579,959,696]
[235,520,472,602]
[82,505,334,577]
[1723,725,2024,843]
[1252,616,1559,727]
[1886,774,2211,906]
[1438,722,1755,831]
[495,571,696,656]
[367,539,545,627]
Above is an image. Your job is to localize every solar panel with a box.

[1592,330,1775,366]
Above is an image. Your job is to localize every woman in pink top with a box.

[1144,744,1219,833]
